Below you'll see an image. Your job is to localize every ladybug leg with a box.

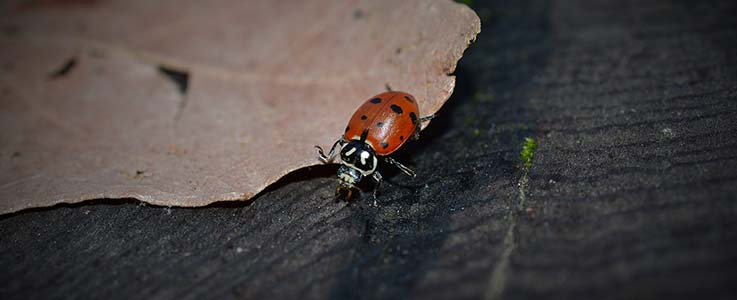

[315,138,346,163]
[412,126,421,141]
[384,157,416,178]
[411,114,435,140]
[372,171,383,206]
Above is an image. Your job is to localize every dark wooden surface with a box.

[2,0,737,299]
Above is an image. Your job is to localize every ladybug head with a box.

[335,165,361,199]
[337,165,362,188]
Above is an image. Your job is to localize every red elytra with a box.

[343,91,420,155]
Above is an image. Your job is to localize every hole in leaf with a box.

[48,58,77,79]
[157,66,189,95]
[353,9,364,19]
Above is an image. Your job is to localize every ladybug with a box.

[315,91,433,201]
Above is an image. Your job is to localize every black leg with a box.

[412,126,421,140]
[372,172,383,206]
[384,157,416,177]
[315,138,345,162]
[411,114,435,140]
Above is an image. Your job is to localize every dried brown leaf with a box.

[0,0,480,213]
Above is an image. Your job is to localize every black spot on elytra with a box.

[158,66,190,95]
[370,98,381,104]
[404,96,414,103]
[376,122,384,128]
[390,104,403,114]
[409,112,418,124]
[345,126,350,132]
[48,58,77,79]
[361,115,367,120]
[399,136,404,141]
[381,142,389,149]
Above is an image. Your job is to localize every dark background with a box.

[2,0,737,299]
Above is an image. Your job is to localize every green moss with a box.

[471,91,495,104]
[464,115,477,125]
[520,137,537,170]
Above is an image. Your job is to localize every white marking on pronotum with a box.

[360,151,369,165]
[344,147,356,156]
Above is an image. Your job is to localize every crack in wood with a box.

[485,170,529,299]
